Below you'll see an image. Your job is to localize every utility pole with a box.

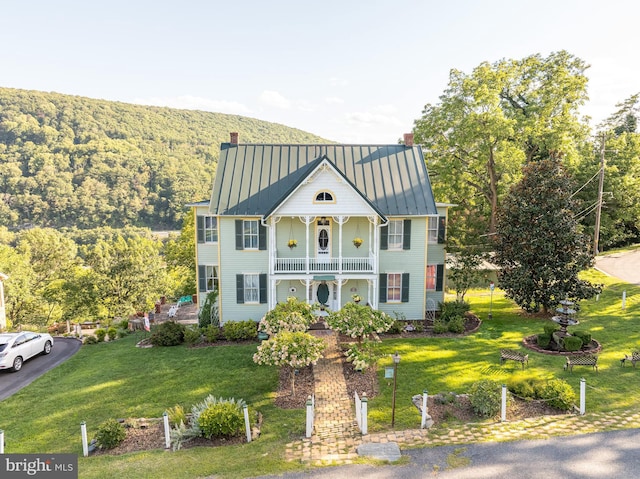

[593,134,606,256]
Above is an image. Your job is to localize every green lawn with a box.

[1,269,639,478]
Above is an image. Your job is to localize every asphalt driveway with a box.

[595,249,640,284]
[0,337,82,401]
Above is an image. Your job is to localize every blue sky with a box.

[1,0,638,143]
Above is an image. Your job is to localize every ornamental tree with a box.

[258,296,316,335]
[253,331,325,395]
[326,303,394,343]
[494,159,600,313]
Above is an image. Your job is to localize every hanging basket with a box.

[353,237,363,248]
[288,239,297,249]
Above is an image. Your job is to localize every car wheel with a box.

[43,341,52,355]
[11,356,23,372]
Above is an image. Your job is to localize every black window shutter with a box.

[259,274,267,303]
[236,274,244,303]
[197,216,205,243]
[401,273,410,302]
[198,265,206,292]
[235,220,243,250]
[438,216,446,244]
[436,264,444,291]
[380,225,388,250]
[403,219,412,250]
[258,223,267,250]
[379,274,387,303]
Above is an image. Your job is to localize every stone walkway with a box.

[285,331,640,466]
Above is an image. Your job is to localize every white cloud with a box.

[296,100,318,112]
[260,90,291,109]
[131,95,252,115]
[329,77,349,87]
[344,104,402,126]
[325,96,344,105]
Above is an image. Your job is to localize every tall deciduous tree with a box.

[414,51,590,240]
[83,234,167,319]
[494,159,599,313]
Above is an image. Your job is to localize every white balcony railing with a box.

[274,256,373,273]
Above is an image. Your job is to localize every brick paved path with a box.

[285,331,640,466]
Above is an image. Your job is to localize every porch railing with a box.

[274,256,373,273]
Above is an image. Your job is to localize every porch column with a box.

[301,216,313,274]
[333,216,348,274]
[271,278,277,309]
[336,278,346,310]
[306,278,311,304]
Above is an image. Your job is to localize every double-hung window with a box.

[427,217,438,244]
[243,274,260,303]
[388,220,404,250]
[243,220,259,250]
[426,264,444,291]
[205,266,218,291]
[387,273,402,302]
[197,216,218,243]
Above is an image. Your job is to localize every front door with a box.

[313,281,334,309]
[316,217,331,262]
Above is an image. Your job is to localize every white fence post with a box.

[580,378,586,415]
[622,291,627,310]
[361,393,368,435]
[355,392,361,430]
[421,389,429,429]
[501,384,507,422]
[163,412,171,449]
[305,395,314,438]
[243,405,252,443]
[0,429,4,454]
[81,421,88,457]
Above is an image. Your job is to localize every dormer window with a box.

[314,191,335,203]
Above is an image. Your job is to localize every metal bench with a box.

[564,354,598,373]
[620,351,640,367]
[500,349,529,369]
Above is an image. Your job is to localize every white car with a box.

[0,332,54,372]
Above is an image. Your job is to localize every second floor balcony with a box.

[274,254,374,274]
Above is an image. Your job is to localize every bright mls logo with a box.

[1,454,77,478]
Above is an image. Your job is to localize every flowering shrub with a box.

[326,303,394,343]
[253,331,325,395]
[258,297,315,335]
[345,339,381,371]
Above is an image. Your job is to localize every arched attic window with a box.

[314,190,335,203]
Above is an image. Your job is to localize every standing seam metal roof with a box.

[209,143,438,216]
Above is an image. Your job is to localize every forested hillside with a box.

[0,88,328,230]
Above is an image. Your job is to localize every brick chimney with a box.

[403,133,414,146]
[230,132,239,145]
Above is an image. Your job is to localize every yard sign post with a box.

[489,282,495,319]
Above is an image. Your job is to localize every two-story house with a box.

[191,132,448,323]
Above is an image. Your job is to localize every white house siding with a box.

[275,169,374,217]
[378,217,427,320]
[217,217,269,323]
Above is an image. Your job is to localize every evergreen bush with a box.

[183,326,202,345]
[562,336,583,352]
[447,315,465,333]
[107,327,118,341]
[571,330,592,346]
[203,324,223,342]
[540,379,576,410]
[536,333,551,348]
[94,419,126,450]
[150,321,185,346]
[469,379,502,417]
[433,318,448,334]
[223,320,257,341]
[198,401,245,438]
[95,328,107,342]
[543,321,560,335]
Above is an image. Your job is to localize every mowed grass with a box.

[1,269,639,478]
[368,269,640,431]
[0,334,307,479]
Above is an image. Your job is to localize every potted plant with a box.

[352,237,363,248]
[352,294,362,303]
[287,239,297,249]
